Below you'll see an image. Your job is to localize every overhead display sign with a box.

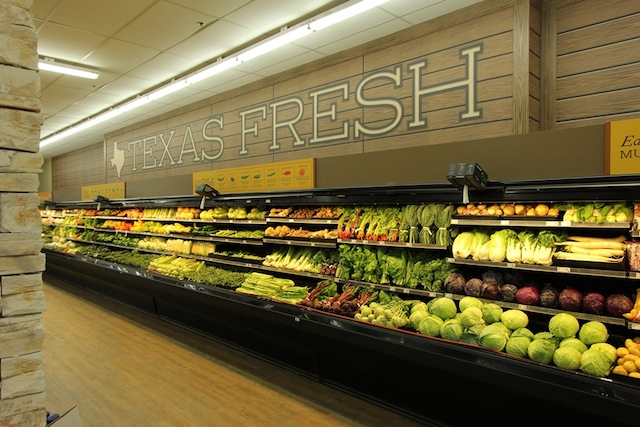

[606,117,640,175]
[193,158,315,194]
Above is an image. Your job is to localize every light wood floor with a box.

[42,281,427,427]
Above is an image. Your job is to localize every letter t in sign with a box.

[408,43,483,129]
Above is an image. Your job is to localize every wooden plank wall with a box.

[529,2,542,131]
[551,0,640,128]
[51,142,104,191]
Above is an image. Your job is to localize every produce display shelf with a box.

[259,265,335,281]
[262,237,337,248]
[632,230,640,238]
[451,218,631,229]
[333,278,440,298]
[195,218,267,225]
[202,254,267,269]
[333,277,627,327]
[336,238,448,250]
[69,239,167,255]
[83,227,265,245]
[446,257,632,279]
[45,223,85,228]
[203,236,264,245]
[78,215,268,225]
[266,217,339,225]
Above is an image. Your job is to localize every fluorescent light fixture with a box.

[238,25,313,62]
[40,0,391,149]
[38,57,99,79]
[311,0,390,30]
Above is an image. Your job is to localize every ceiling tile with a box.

[402,0,483,25]
[127,52,203,82]
[40,84,93,115]
[95,75,157,104]
[166,20,261,62]
[85,39,160,74]
[378,0,446,17]
[31,0,63,22]
[224,0,335,33]
[35,22,107,63]
[39,0,156,37]
[72,91,124,110]
[165,0,251,17]
[113,1,216,51]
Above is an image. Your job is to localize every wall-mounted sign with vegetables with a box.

[192,158,315,194]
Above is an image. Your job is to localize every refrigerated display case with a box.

[41,175,640,426]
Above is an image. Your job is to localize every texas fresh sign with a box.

[108,43,484,180]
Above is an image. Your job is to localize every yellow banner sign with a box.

[606,118,640,175]
[81,182,126,201]
[193,159,315,194]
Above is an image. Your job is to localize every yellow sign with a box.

[606,118,640,175]
[81,182,126,201]
[193,159,315,194]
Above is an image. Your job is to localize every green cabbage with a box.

[409,309,430,330]
[460,306,485,328]
[511,327,534,340]
[553,346,582,370]
[559,337,588,354]
[505,335,531,357]
[528,338,556,364]
[440,318,464,342]
[419,315,443,337]
[590,342,617,364]
[459,332,481,346]
[578,321,608,346]
[481,332,508,351]
[533,331,559,347]
[410,301,428,314]
[429,297,458,320]
[548,312,579,339]
[580,348,613,377]
[500,309,529,330]
[481,303,503,324]
[458,296,484,312]
[480,322,511,339]
[479,322,510,352]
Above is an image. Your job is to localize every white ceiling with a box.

[34,0,482,159]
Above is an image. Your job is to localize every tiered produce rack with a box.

[41,175,640,426]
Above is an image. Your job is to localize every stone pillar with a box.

[0,0,46,425]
